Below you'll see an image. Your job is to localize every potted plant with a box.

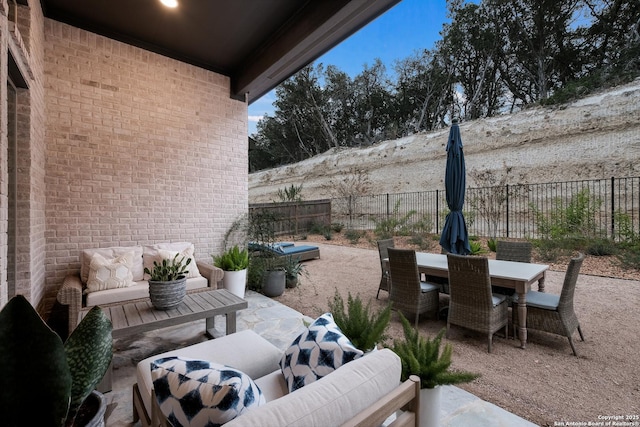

[283,255,307,288]
[0,295,113,426]
[328,290,392,352]
[247,209,286,297]
[213,245,250,298]
[391,313,479,427]
[144,253,191,310]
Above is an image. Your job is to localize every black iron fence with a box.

[332,177,640,241]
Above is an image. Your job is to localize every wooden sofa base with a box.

[132,376,420,427]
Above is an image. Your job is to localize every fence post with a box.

[506,184,510,238]
[436,190,439,233]
[611,176,615,238]
[386,193,390,219]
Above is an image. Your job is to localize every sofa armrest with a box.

[197,261,224,288]
[57,274,84,334]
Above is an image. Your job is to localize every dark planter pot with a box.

[262,270,286,297]
[148,278,187,310]
[286,275,299,288]
[67,390,107,427]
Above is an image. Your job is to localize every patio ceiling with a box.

[40,0,401,103]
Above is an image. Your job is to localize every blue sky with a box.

[247,0,449,136]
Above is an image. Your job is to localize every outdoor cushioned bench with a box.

[133,329,420,427]
[248,242,320,261]
[57,242,224,334]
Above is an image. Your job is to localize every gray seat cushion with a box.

[491,293,507,307]
[512,290,559,310]
[420,282,440,293]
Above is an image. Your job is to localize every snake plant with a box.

[0,295,113,426]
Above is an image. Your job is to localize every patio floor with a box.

[103,290,536,426]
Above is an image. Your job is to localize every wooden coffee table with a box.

[81,288,248,391]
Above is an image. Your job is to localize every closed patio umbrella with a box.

[439,119,470,255]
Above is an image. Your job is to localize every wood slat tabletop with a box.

[80,289,248,339]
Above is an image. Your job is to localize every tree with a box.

[392,49,453,133]
[351,59,394,145]
[489,0,582,105]
[440,0,505,119]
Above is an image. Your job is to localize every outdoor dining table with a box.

[385,252,549,349]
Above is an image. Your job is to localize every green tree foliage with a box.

[250,0,640,170]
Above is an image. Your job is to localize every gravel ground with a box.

[273,235,640,427]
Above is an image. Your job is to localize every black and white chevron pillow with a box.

[280,312,363,392]
[151,357,265,427]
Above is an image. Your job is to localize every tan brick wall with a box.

[42,20,248,312]
[0,0,47,310]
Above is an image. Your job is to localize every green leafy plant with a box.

[344,228,365,244]
[328,290,391,352]
[283,255,305,279]
[469,240,483,255]
[0,295,113,426]
[144,253,191,281]
[372,199,416,239]
[213,245,249,271]
[391,313,479,389]
[274,184,304,202]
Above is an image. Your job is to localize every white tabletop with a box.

[414,252,548,282]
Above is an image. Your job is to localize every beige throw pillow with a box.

[143,244,201,279]
[86,251,135,293]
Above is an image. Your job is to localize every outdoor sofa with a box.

[57,242,223,333]
[248,241,320,261]
[133,325,419,426]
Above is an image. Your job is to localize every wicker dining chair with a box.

[387,248,439,328]
[512,252,585,356]
[376,239,395,299]
[446,253,509,353]
[496,240,532,263]
[494,240,533,297]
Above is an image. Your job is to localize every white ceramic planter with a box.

[223,269,247,298]
[419,386,441,427]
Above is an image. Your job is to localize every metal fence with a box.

[331,177,640,241]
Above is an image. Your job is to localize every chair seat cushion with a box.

[491,293,507,307]
[420,282,439,293]
[513,291,559,310]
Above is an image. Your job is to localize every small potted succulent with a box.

[213,245,250,298]
[282,255,307,288]
[144,253,191,310]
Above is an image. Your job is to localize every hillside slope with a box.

[249,79,640,203]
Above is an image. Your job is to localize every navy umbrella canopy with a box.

[439,119,471,255]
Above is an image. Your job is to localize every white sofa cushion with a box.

[143,243,201,279]
[81,246,144,283]
[151,357,265,426]
[253,370,289,402]
[225,348,402,427]
[280,312,363,392]
[137,330,283,418]
[85,276,208,307]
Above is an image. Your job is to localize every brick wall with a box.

[41,20,248,313]
[0,0,47,309]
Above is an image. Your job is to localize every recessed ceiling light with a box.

[160,0,178,8]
